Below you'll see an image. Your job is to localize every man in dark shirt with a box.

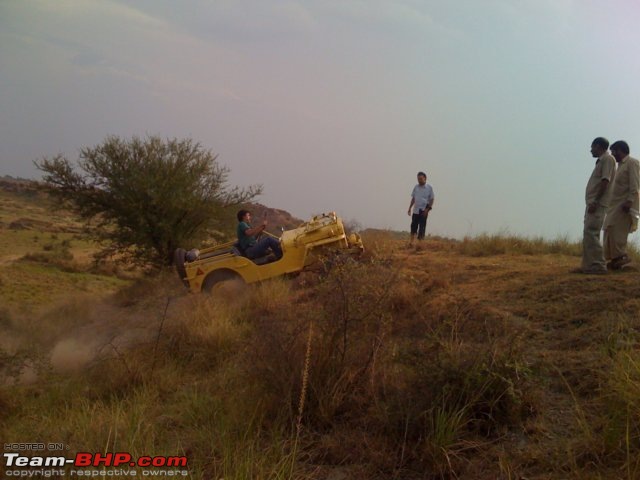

[236,209,283,260]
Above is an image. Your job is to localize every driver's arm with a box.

[244,221,267,236]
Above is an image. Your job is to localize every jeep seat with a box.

[232,242,277,265]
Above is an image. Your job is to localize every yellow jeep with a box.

[175,212,364,293]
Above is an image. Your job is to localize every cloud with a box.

[110,0,318,46]
[1,0,172,84]
[36,0,167,29]
[320,0,435,29]
[310,0,462,40]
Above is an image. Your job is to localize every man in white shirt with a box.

[603,140,640,270]
[407,171,435,246]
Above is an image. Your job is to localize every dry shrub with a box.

[233,255,536,477]
[0,306,14,329]
[49,329,159,400]
[164,286,255,371]
[88,260,133,279]
[75,349,148,400]
[551,316,640,477]
[249,277,291,315]
[359,229,402,258]
[19,239,84,272]
[0,346,30,383]
[390,338,532,431]
[241,257,397,425]
[373,302,534,476]
[598,321,640,477]
[112,270,181,307]
[386,274,422,313]
[27,296,95,344]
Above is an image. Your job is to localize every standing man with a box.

[604,141,640,270]
[236,209,283,261]
[407,171,435,246]
[576,137,616,274]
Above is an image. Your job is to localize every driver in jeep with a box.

[236,209,283,261]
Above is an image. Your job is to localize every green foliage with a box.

[36,135,262,266]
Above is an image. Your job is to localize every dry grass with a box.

[457,232,582,257]
[3,231,640,478]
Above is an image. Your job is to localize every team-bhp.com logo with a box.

[3,452,189,477]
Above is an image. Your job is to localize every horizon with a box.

[4,170,636,246]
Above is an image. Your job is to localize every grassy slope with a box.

[2,183,640,478]
[0,182,128,311]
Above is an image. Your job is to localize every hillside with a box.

[2,179,640,479]
[245,202,304,234]
[0,177,303,257]
[0,177,128,309]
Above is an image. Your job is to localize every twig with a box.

[150,296,172,378]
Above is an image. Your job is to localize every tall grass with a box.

[232,256,536,477]
[6,232,640,478]
[554,315,640,479]
[457,232,581,257]
[603,325,640,480]
[2,250,539,478]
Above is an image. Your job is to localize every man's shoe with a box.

[610,255,631,270]
[617,256,631,268]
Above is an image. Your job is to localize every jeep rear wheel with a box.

[202,270,245,295]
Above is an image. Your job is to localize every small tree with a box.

[36,135,261,267]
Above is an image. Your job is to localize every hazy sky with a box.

[2,0,640,238]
